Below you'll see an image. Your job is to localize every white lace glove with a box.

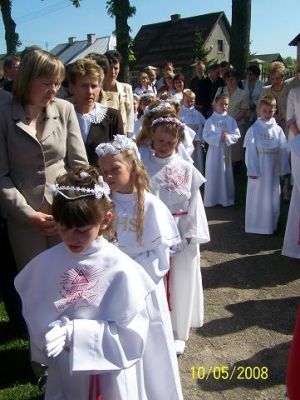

[170,238,188,255]
[44,316,73,358]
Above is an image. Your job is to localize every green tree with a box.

[106,0,135,82]
[70,0,135,82]
[194,30,211,65]
[229,0,251,79]
[0,0,20,54]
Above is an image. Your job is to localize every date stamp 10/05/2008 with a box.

[191,365,269,381]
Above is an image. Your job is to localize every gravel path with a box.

[178,205,300,399]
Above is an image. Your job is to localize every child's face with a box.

[57,220,105,253]
[259,104,276,122]
[183,95,195,108]
[152,126,179,158]
[215,98,229,114]
[69,75,100,109]
[97,153,135,193]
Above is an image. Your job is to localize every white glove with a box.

[170,238,188,255]
[44,316,73,358]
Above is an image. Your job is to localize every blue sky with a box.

[0,0,298,58]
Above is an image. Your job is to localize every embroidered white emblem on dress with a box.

[54,265,103,311]
[163,165,191,196]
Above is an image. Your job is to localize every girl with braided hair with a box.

[96,136,184,399]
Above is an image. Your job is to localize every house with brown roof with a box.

[131,12,230,82]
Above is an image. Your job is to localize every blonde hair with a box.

[67,58,104,85]
[183,89,196,99]
[118,150,149,243]
[268,61,286,78]
[258,95,277,109]
[52,165,115,241]
[215,93,229,103]
[13,49,65,105]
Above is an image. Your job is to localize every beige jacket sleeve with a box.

[0,98,88,224]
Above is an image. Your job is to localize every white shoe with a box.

[175,340,185,355]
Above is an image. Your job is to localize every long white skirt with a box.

[169,243,204,341]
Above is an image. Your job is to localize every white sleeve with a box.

[71,308,149,373]
[225,118,241,146]
[183,190,210,243]
[279,129,291,175]
[203,119,221,146]
[286,89,296,124]
[133,244,170,284]
[244,128,260,176]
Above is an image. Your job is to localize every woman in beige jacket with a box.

[0,49,88,270]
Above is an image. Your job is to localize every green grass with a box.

[0,303,43,400]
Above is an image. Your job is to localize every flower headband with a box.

[49,174,111,201]
[151,117,185,128]
[143,101,172,116]
[95,134,141,159]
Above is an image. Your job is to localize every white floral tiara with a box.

[144,101,172,116]
[151,117,185,128]
[95,134,141,159]
[49,175,111,201]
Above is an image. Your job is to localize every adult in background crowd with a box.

[259,61,289,135]
[157,71,176,96]
[242,64,264,126]
[156,61,175,90]
[144,65,158,94]
[67,58,124,166]
[0,55,20,92]
[172,73,185,103]
[102,50,134,136]
[134,71,153,96]
[190,59,206,113]
[219,60,231,79]
[215,68,249,164]
[199,63,225,118]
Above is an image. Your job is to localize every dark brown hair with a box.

[52,165,115,239]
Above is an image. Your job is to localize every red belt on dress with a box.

[172,211,188,216]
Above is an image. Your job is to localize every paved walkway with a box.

[178,205,300,399]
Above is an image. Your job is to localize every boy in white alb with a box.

[203,93,240,207]
[244,96,290,234]
[179,89,206,173]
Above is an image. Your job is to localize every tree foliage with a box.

[194,30,212,65]
[68,0,136,82]
[106,0,136,82]
[0,0,20,54]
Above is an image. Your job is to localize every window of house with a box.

[217,40,224,53]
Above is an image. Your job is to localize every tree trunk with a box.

[115,14,130,82]
[0,0,19,54]
[114,0,131,82]
[229,0,251,79]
